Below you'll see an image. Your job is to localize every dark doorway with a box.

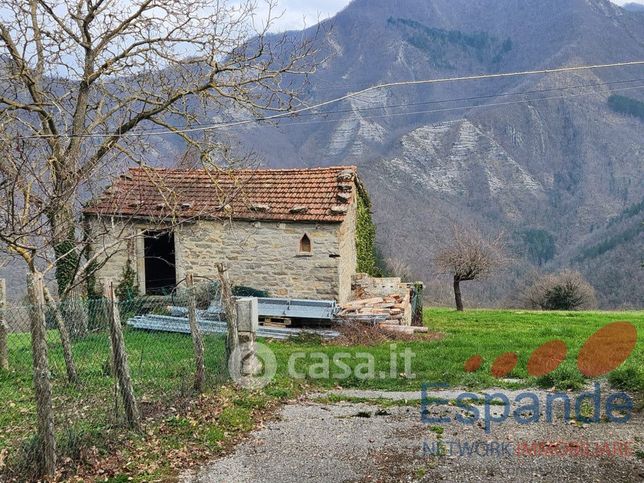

[144,231,176,294]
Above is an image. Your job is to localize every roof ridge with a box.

[127,165,357,174]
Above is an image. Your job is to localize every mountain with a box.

[2,0,642,308]
[228,0,644,308]
[622,3,644,13]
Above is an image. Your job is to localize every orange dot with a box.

[491,352,518,378]
[577,322,637,377]
[527,340,567,377]
[464,355,484,373]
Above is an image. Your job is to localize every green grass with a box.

[1,308,643,479]
[268,308,644,392]
[0,329,228,477]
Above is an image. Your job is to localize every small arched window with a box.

[299,234,312,253]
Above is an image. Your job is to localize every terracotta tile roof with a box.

[84,166,358,223]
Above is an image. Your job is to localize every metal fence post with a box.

[104,280,140,430]
[186,273,206,392]
[27,272,56,478]
[236,297,259,376]
[0,278,7,371]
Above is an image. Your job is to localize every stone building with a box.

[83,166,363,303]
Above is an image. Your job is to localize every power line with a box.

[20,59,644,139]
[266,83,644,129]
[251,77,644,119]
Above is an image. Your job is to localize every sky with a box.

[263,0,644,31]
[256,0,352,32]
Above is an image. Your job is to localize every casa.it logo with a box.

[463,321,638,379]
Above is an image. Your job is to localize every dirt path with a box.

[181,389,644,482]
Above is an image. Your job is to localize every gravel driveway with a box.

[182,389,644,483]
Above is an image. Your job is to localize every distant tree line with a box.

[517,228,556,266]
[387,17,513,67]
[574,223,643,263]
[608,95,644,121]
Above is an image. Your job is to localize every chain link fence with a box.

[0,277,230,480]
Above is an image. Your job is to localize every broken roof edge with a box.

[83,165,360,224]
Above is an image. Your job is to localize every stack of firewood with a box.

[337,293,410,325]
[337,274,429,334]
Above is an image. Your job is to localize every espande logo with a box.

[422,321,639,434]
[463,321,638,378]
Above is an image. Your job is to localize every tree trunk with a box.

[27,272,56,479]
[43,287,79,384]
[453,277,464,312]
[217,263,238,362]
[51,208,79,296]
[104,281,140,430]
[186,274,206,393]
[63,285,88,340]
[0,279,8,371]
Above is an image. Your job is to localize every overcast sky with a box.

[264,0,644,31]
[258,0,351,31]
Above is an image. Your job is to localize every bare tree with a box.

[436,225,507,311]
[0,0,317,299]
[0,3,317,477]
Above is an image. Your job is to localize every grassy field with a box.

[269,308,644,392]
[0,329,232,478]
[1,307,642,479]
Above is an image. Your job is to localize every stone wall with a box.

[87,211,358,303]
[176,219,345,301]
[86,218,137,291]
[337,200,358,303]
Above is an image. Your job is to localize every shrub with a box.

[608,366,644,393]
[522,270,597,311]
[116,259,137,302]
[536,365,586,391]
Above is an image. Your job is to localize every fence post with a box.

[186,273,206,392]
[43,287,79,384]
[27,272,56,478]
[216,263,238,361]
[236,297,259,377]
[0,279,7,371]
[104,280,140,430]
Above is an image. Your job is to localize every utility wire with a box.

[281,77,644,119]
[266,83,644,129]
[19,59,644,139]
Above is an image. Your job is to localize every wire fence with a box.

[0,278,230,480]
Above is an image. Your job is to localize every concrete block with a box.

[236,297,258,332]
